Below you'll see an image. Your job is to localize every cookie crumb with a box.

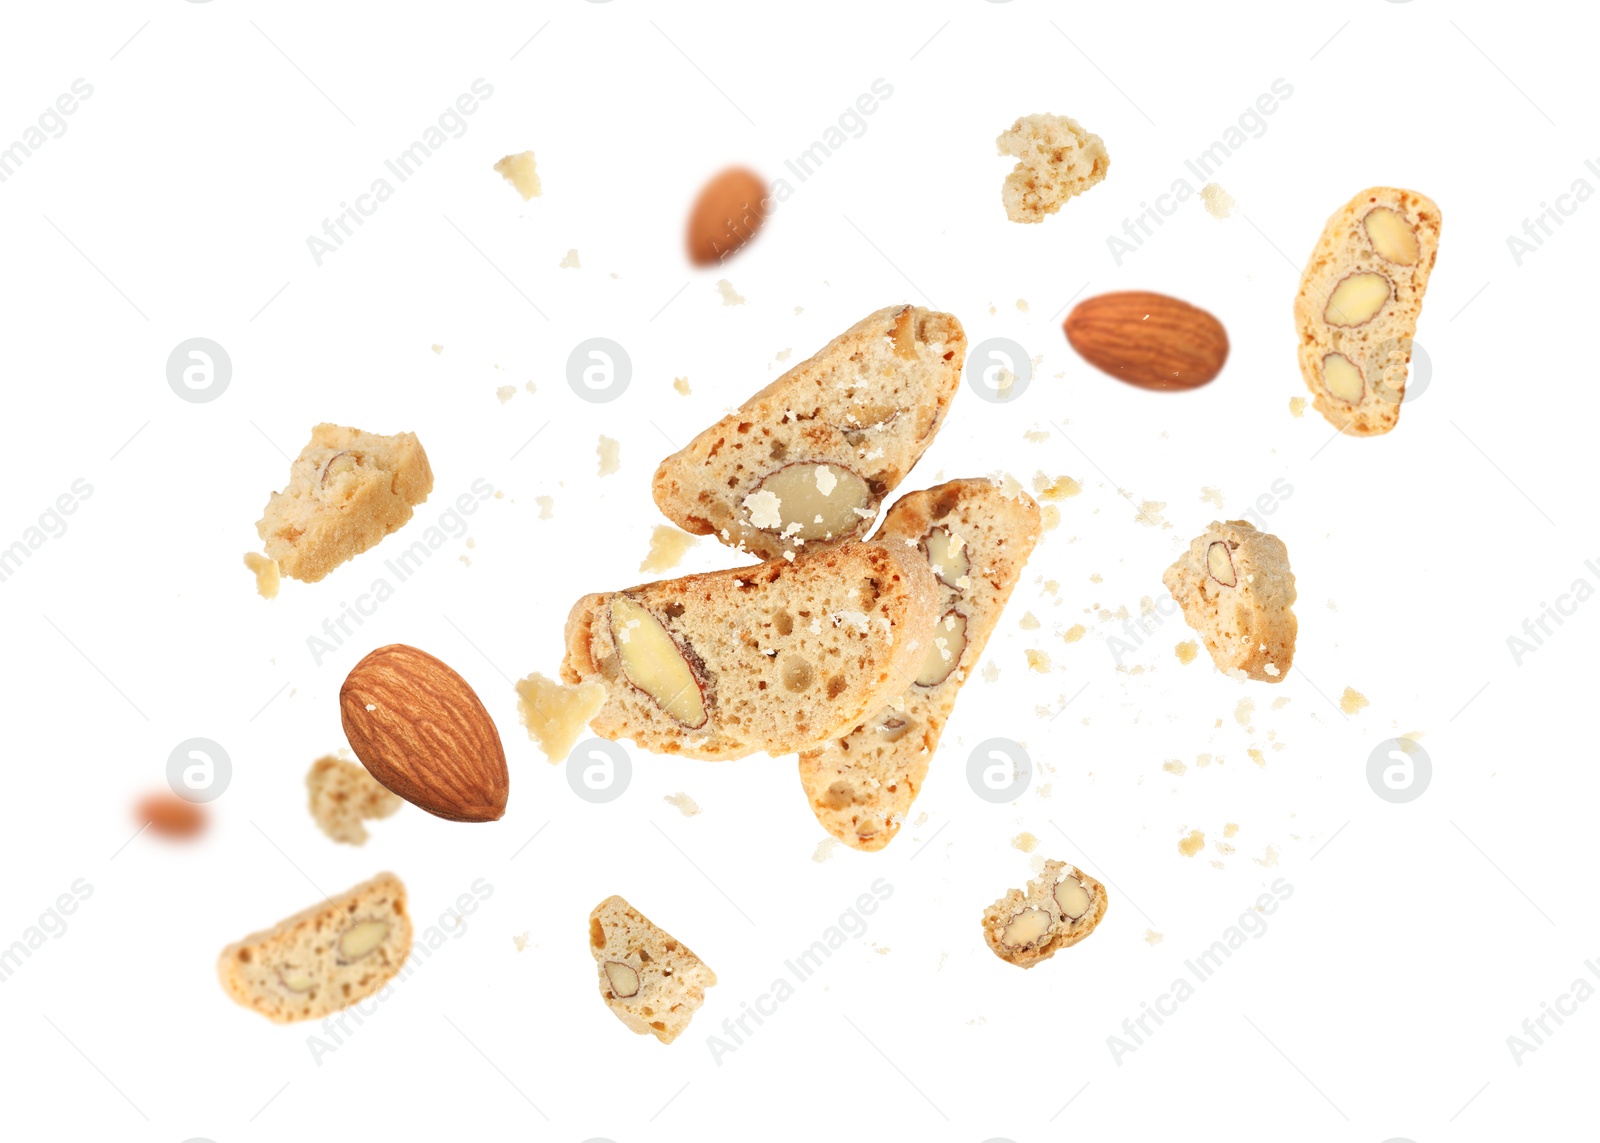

[1144,929,1164,946]
[243,552,280,600]
[513,932,530,952]
[1223,823,1240,838]
[982,661,1001,683]
[1063,624,1086,644]
[1163,759,1187,776]
[663,792,702,817]
[673,376,692,396]
[640,525,698,573]
[493,151,541,200]
[559,248,580,269]
[1018,611,1040,630]
[1235,697,1255,727]
[716,279,745,306]
[535,495,554,520]
[1340,687,1369,715]
[1200,486,1225,508]
[496,385,515,404]
[1025,649,1051,673]
[597,435,621,476]
[1175,640,1198,664]
[1178,829,1205,857]
[1011,831,1039,853]
[430,343,443,355]
[1200,182,1235,219]
[811,837,838,863]
[1289,396,1307,418]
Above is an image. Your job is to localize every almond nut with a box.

[277,965,315,992]
[744,462,874,542]
[915,610,968,687]
[603,960,640,998]
[999,907,1052,947]
[921,527,969,588]
[1321,352,1365,403]
[686,167,767,266]
[1065,291,1229,391]
[1363,207,1419,266]
[1323,272,1391,327]
[337,919,391,963]
[1206,541,1237,587]
[340,644,510,823]
[1054,876,1091,920]
[137,791,206,838]
[610,597,708,728]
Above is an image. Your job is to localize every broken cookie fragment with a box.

[588,895,716,1045]
[1162,520,1296,682]
[982,860,1108,968]
[996,113,1109,223]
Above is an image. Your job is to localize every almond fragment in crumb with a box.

[1175,640,1198,664]
[243,552,280,600]
[559,248,580,269]
[673,376,691,396]
[1200,182,1235,219]
[493,151,541,200]
[716,279,745,306]
[663,792,701,817]
[1025,649,1051,673]
[1340,687,1369,715]
[1289,396,1307,418]
[1178,829,1205,857]
[1144,929,1164,946]
[1063,625,1086,644]
[640,525,698,574]
[597,435,621,476]
[1012,831,1039,853]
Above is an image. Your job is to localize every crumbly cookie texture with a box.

[561,540,939,761]
[589,895,716,1045]
[982,860,1108,968]
[799,479,1041,850]
[652,305,966,562]
[514,672,608,764]
[996,114,1110,223]
[256,423,434,583]
[494,151,541,200]
[306,755,401,845]
[1162,520,1296,682]
[217,872,412,1023]
[1294,187,1441,436]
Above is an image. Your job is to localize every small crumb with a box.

[1040,505,1061,530]
[1340,687,1369,715]
[535,495,554,520]
[524,380,536,394]
[1162,759,1187,777]
[1023,428,1050,444]
[1200,182,1235,219]
[1248,747,1266,767]
[1175,641,1198,664]
[493,151,541,199]
[430,343,443,355]
[1012,831,1039,853]
[775,348,792,362]
[989,302,997,315]
[496,385,515,404]
[1289,396,1307,418]
[812,837,838,863]
[1033,472,1082,500]
[1062,624,1086,644]
[1197,753,1213,768]
[1025,649,1051,673]
[1234,698,1254,727]
[1144,929,1164,946]
[1018,611,1040,630]
[243,552,280,600]
[673,376,691,396]
[1200,486,1225,509]
[1271,697,1291,710]
[794,306,804,315]
[597,435,621,476]
[1223,823,1240,839]
[514,673,608,764]
[663,792,701,817]
[716,279,745,306]
[1178,829,1205,857]
[913,812,929,827]
[1036,783,1052,799]
[1255,845,1280,867]
[559,248,580,269]
[640,525,698,573]
[1016,298,1029,312]
[1136,500,1167,527]
[982,661,1001,683]
[513,932,530,952]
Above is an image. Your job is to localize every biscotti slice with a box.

[1162,520,1296,682]
[562,540,939,761]
[799,479,1041,850]
[652,305,966,562]
[256,423,434,582]
[217,872,412,1023]
[589,895,716,1045]
[1294,187,1441,435]
[996,113,1110,223]
[983,860,1108,968]
[306,754,402,845]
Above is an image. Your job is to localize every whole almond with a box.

[137,791,206,839]
[340,644,508,823]
[1064,291,1229,391]
[686,168,767,266]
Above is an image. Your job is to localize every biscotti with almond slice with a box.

[589,895,716,1045]
[256,423,434,582]
[1162,520,1296,682]
[306,754,402,845]
[982,860,1108,968]
[652,305,966,561]
[1294,187,1441,436]
[217,872,412,1023]
[799,478,1041,850]
[562,540,940,761]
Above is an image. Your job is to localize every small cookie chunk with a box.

[1294,187,1441,435]
[982,860,1108,968]
[306,755,402,845]
[514,672,608,764]
[1162,520,1296,682]
[996,113,1110,223]
[652,305,966,562]
[799,479,1042,850]
[588,895,716,1044]
[256,424,434,583]
[494,151,541,200]
[561,540,939,761]
[217,872,412,1023]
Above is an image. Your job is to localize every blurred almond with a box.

[686,168,767,266]
[138,792,206,839]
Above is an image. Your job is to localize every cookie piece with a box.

[1162,520,1296,682]
[562,540,940,761]
[652,305,966,562]
[256,423,434,583]
[1294,187,1441,436]
[589,895,716,1045]
[799,479,1041,850]
[306,755,402,845]
[217,872,412,1023]
[996,113,1110,223]
[514,672,608,763]
[982,860,1108,968]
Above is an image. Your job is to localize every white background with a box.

[0,1,1594,1140]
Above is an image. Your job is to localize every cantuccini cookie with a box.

[798,479,1041,850]
[1162,520,1296,682]
[983,860,1108,968]
[589,895,716,1045]
[652,305,965,561]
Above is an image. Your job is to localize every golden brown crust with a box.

[982,861,1109,968]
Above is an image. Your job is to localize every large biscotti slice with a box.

[561,540,940,761]
[798,479,1041,850]
[589,895,716,1045]
[1163,520,1296,682]
[652,305,966,561]
[217,872,412,1023]
[257,423,434,582]
[983,860,1108,968]
[1294,187,1441,436]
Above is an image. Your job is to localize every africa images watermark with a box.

[1107,78,1294,265]
[1505,957,1600,1066]
[0,879,94,984]
[0,478,93,586]
[1504,554,1600,666]
[0,78,94,186]
[1504,157,1600,266]
[1107,879,1294,1065]
[706,878,894,1065]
